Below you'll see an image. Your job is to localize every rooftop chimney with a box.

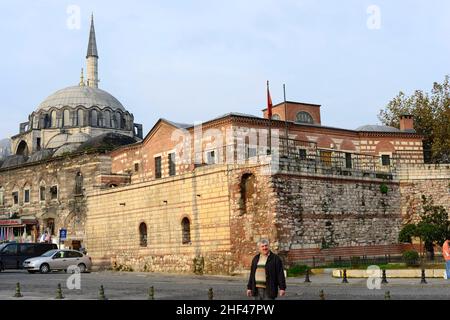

[399,114,414,132]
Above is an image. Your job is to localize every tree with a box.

[399,195,450,260]
[378,75,450,163]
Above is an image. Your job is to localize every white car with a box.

[23,249,92,273]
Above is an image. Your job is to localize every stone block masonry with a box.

[398,164,450,224]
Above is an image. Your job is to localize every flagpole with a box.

[283,84,288,155]
[267,81,272,155]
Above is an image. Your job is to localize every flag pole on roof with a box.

[267,80,273,154]
[283,84,289,155]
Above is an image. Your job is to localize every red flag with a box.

[267,81,273,119]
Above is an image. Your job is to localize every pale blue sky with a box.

[0,0,449,138]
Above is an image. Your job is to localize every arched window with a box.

[75,172,83,195]
[271,114,281,120]
[77,109,84,126]
[63,109,71,127]
[0,187,4,206]
[240,173,255,214]
[181,218,191,244]
[51,111,57,128]
[121,115,126,130]
[104,111,111,128]
[91,109,98,126]
[139,222,147,247]
[116,112,122,129]
[295,111,314,124]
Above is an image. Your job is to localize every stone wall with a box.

[86,164,235,274]
[398,164,450,224]
[0,152,111,245]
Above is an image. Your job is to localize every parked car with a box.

[0,242,57,271]
[23,249,92,273]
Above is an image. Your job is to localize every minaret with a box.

[86,14,99,88]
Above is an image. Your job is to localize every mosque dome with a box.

[36,86,125,112]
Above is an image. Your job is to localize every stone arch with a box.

[77,108,85,126]
[316,136,334,149]
[340,139,356,151]
[16,140,29,156]
[375,141,395,154]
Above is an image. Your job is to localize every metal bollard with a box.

[304,269,311,283]
[208,288,214,300]
[420,269,427,284]
[384,291,391,300]
[148,286,154,300]
[319,290,325,300]
[381,269,388,284]
[55,283,64,299]
[13,282,23,298]
[342,269,349,283]
[98,285,107,300]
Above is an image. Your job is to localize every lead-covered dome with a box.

[37,86,125,112]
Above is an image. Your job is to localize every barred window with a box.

[139,222,148,247]
[181,218,191,244]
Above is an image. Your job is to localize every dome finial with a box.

[79,68,85,86]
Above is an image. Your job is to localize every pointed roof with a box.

[86,14,98,58]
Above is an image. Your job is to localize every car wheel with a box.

[39,263,50,274]
[77,263,86,273]
[28,270,36,274]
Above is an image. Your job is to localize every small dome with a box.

[46,133,69,149]
[27,149,54,163]
[356,125,401,133]
[37,86,125,112]
[1,155,27,169]
[53,144,81,157]
[67,132,91,144]
[78,132,138,153]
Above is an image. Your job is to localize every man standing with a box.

[443,238,450,279]
[247,239,286,300]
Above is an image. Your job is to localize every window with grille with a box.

[169,153,176,176]
[181,218,191,244]
[155,156,162,179]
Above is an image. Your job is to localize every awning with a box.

[0,219,25,227]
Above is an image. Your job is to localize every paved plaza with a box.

[0,270,449,300]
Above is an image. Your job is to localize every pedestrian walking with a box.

[246,239,286,300]
[442,238,450,279]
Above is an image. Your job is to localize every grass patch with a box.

[287,264,309,277]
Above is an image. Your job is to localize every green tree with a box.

[378,75,450,163]
[399,195,450,260]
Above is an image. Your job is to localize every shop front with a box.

[0,217,39,243]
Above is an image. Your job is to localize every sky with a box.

[0,0,449,139]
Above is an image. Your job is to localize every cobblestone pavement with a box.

[0,270,449,300]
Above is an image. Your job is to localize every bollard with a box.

[13,282,23,298]
[420,269,427,284]
[55,283,64,299]
[304,269,311,283]
[384,291,391,300]
[208,288,214,300]
[319,290,325,300]
[342,269,349,283]
[148,286,155,300]
[98,285,107,300]
[381,269,388,284]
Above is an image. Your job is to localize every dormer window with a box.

[295,111,314,124]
